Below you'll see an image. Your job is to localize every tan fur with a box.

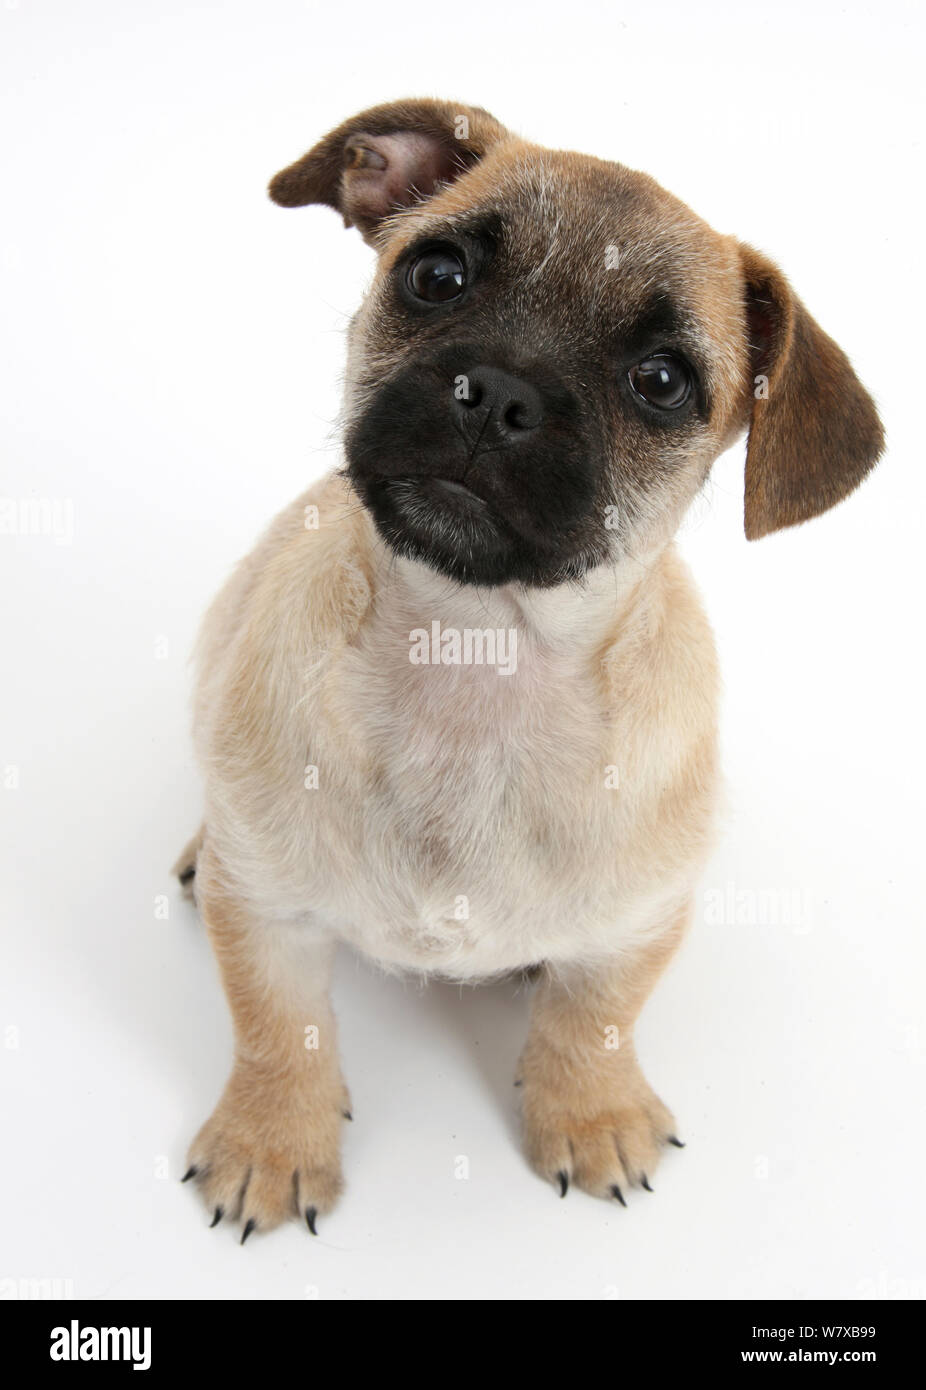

[519,905,689,1197]
[185,840,350,1233]
[178,99,883,1237]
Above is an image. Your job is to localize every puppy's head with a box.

[270,99,884,587]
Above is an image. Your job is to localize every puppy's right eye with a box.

[406,247,466,304]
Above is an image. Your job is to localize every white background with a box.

[2,0,924,1301]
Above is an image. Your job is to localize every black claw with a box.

[178,866,195,886]
[557,1170,569,1198]
[209,1207,223,1228]
[342,1110,353,1121]
[611,1184,627,1207]
[240,1219,256,1245]
[668,1135,686,1149]
[181,1166,198,1183]
[513,1079,522,1086]
[306,1207,318,1235]
[641,1175,654,1193]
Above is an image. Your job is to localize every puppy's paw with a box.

[184,1068,350,1241]
[519,1056,680,1204]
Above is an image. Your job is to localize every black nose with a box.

[453,365,543,443]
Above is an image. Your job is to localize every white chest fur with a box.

[300,552,678,977]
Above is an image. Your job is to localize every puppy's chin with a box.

[352,473,592,588]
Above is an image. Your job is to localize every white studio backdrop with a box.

[1,0,924,1299]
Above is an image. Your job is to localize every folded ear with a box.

[738,243,884,540]
[268,98,510,243]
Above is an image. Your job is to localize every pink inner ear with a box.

[341,131,463,226]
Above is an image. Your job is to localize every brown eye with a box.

[406,248,465,303]
[628,354,691,409]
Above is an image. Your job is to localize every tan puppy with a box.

[175,99,883,1241]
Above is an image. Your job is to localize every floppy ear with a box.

[738,243,884,540]
[268,98,510,244]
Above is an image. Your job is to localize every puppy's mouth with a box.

[359,474,514,580]
[424,478,489,511]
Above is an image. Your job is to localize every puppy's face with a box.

[271,101,883,587]
[342,156,749,588]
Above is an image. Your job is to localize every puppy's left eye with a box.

[628,354,691,409]
[406,247,466,303]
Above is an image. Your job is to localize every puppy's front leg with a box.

[185,846,349,1241]
[519,907,688,1203]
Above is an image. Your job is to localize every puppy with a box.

[175,99,883,1241]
